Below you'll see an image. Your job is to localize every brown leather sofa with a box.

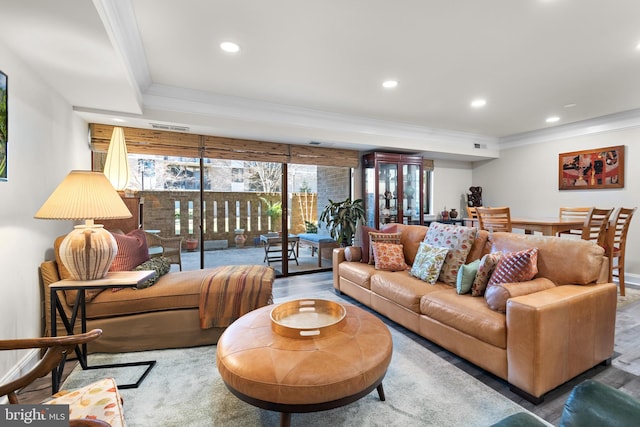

[40,260,275,353]
[332,224,617,403]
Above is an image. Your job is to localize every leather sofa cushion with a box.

[371,271,449,313]
[84,269,212,318]
[466,229,490,263]
[420,289,507,348]
[388,223,428,265]
[339,262,375,289]
[489,232,605,285]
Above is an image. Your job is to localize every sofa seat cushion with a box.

[84,269,214,318]
[371,271,450,313]
[338,261,376,289]
[420,289,507,348]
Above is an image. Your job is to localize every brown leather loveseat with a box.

[333,223,616,403]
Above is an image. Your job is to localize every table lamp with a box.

[35,170,132,280]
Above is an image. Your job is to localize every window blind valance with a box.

[90,124,359,167]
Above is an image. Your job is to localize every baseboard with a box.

[623,273,640,289]
[0,348,41,404]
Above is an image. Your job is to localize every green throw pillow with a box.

[410,242,449,284]
[456,259,481,294]
[135,256,171,289]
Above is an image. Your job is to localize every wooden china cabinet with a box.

[362,152,424,228]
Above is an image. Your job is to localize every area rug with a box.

[617,286,640,309]
[61,315,545,426]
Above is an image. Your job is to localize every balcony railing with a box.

[139,190,318,249]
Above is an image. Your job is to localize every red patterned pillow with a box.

[109,229,150,272]
[487,248,538,287]
[371,242,408,271]
[357,225,397,264]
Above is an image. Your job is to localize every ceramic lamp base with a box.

[58,224,117,280]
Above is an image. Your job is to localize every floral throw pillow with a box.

[471,252,503,296]
[371,242,408,271]
[410,242,449,284]
[368,231,402,265]
[487,248,539,286]
[423,222,477,286]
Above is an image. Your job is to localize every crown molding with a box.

[500,108,640,149]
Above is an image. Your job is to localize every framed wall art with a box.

[0,70,6,182]
[559,145,624,190]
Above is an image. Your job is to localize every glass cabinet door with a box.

[379,163,398,227]
[402,164,421,225]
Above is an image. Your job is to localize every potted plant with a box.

[259,197,282,231]
[319,198,365,246]
[185,235,198,251]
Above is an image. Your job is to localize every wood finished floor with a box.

[17,271,640,426]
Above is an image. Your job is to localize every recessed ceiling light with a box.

[636,41,640,50]
[382,80,398,89]
[546,116,560,123]
[220,41,240,53]
[113,118,125,123]
[563,103,577,108]
[470,99,487,108]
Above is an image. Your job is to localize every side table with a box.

[49,270,157,393]
[260,234,300,266]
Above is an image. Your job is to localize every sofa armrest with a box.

[506,283,617,399]
[333,247,346,290]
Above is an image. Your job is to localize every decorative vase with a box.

[449,208,458,219]
[441,210,449,221]
[234,229,246,248]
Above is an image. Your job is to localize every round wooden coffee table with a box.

[216,302,392,427]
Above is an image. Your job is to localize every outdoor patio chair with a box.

[145,231,183,271]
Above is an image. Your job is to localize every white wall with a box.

[432,159,474,218]
[473,127,640,285]
[0,42,89,385]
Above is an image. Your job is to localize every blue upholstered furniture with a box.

[297,233,338,267]
[492,380,640,427]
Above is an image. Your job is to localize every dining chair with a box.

[476,207,512,233]
[607,207,636,296]
[558,207,592,237]
[466,206,479,219]
[580,207,614,248]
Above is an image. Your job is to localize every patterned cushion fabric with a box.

[368,231,402,265]
[471,252,503,296]
[112,256,171,292]
[371,242,408,271]
[487,248,539,287]
[109,229,150,272]
[410,242,449,284]
[456,259,481,294]
[46,377,125,427]
[423,222,477,286]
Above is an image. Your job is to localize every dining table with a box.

[467,217,585,236]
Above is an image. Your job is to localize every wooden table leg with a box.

[280,412,291,427]
[377,383,386,401]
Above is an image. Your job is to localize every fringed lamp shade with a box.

[103,126,130,191]
[35,171,132,280]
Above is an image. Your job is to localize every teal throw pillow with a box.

[456,259,481,294]
[410,242,449,284]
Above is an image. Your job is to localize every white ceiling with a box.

[1,0,640,160]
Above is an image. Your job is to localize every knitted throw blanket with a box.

[199,265,274,329]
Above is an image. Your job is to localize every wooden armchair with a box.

[0,329,122,426]
[476,207,512,233]
[144,231,183,271]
